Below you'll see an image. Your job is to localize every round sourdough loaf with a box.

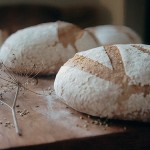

[54,44,150,122]
[0,21,98,75]
[86,25,142,46]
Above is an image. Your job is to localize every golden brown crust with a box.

[65,54,117,83]
[104,45,130,86]
[131,45,150,55]
[64,45,150,102]
[65,46,130,86]
[57,21,81,53]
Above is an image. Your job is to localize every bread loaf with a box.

[54,44,150,122]
[0,21,98,75]
[86,25,142,46]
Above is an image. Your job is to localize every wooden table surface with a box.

[0,72,150,150]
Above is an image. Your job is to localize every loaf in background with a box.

[0,21,99,75]
[85,25,142,46]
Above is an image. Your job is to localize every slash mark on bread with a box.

[64,45,150,106]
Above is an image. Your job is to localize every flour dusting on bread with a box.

[54,44,150,122]
[0,21,98,75]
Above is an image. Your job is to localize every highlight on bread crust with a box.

[0,21,99,75]
[54,44,150,122]
[85,25,142,46]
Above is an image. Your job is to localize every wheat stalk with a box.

[0,81,22,135]
[11,83,21,135]
[0,59,46,136]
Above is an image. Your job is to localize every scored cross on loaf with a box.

[54,44,150,122]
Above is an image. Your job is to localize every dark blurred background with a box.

[0,0,149,44]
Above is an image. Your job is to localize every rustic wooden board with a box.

[0,72,150,149]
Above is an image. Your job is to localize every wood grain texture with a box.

[0,72,150,150]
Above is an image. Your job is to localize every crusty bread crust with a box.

[0,21,99,75]
[54,44,150,122]
[86,25,142,46]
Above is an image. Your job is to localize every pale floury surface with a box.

[0,21,99,75]
[86,25,142,46]
[54,44,150,122]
